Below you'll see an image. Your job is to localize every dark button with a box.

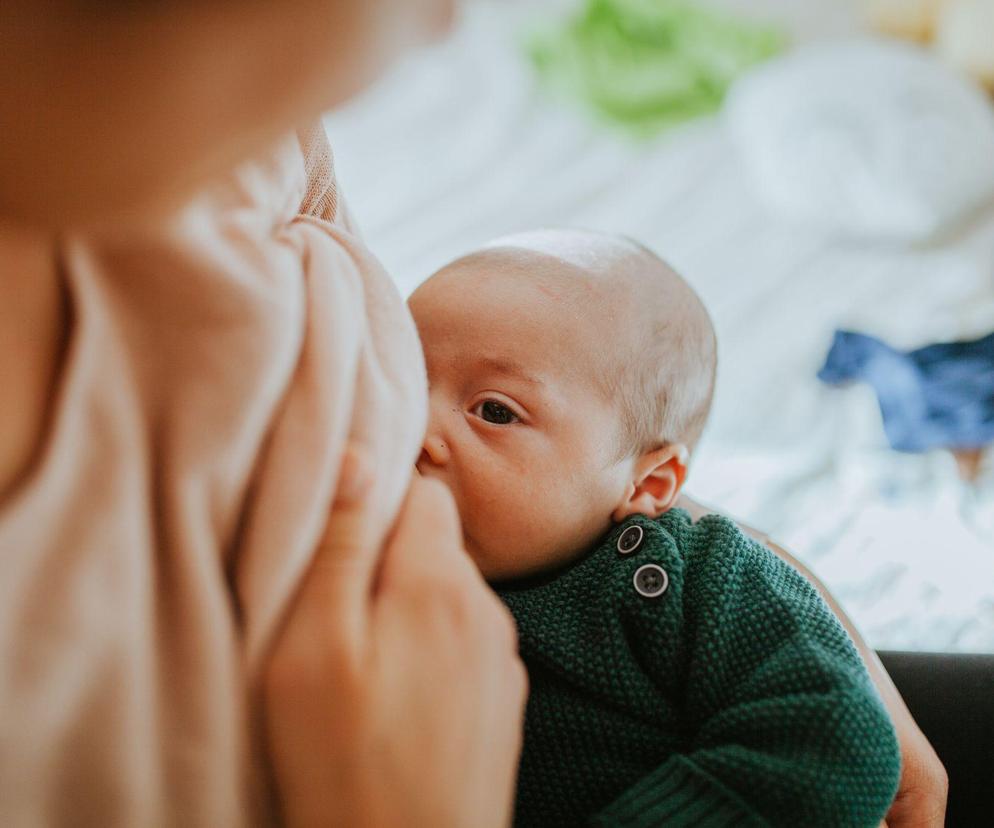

[616,525,644,555]
[633,564,669,598]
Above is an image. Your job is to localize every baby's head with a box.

[409,229,716,581]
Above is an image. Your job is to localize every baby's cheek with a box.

[475,482,582,578]
[468,472,540,543]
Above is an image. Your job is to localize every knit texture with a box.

[497,510,901,827]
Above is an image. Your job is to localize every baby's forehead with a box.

[412,254,621,379]
[415,248,586,313]
[421,239,648,305]
[414,238,696,354]
[420,259,665,381]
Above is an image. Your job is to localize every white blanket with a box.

[326,0,994,652]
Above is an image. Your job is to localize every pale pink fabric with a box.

[0,126,427,826]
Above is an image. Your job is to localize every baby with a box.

[409,229,900,827]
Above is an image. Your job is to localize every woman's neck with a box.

[0,222,67,503]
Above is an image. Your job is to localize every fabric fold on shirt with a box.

[0,124,427,826]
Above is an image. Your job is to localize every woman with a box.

[0,1,944,825]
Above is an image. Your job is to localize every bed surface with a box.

[325,0,994,652]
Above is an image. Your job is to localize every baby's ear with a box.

[612,444,689,522]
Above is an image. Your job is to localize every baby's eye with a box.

[474,399,519,425]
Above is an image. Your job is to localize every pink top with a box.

[0,126,427,825]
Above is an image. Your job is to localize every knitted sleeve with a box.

[593,515,901,828]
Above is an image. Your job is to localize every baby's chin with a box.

[462,533,528,583]
[463,531,585,585]
[460,535,509,582]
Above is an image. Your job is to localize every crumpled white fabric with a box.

[725,38,994,241]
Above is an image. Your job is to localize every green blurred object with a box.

[529,0,785,135]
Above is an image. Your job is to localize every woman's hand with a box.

[677,495,948,828]
[880,713,948,828]
[264,474,528,827]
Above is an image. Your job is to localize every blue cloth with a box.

[818,329,994,452]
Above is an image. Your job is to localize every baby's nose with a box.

[418,434,450,468]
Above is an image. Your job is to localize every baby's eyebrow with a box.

[476,357,545,387]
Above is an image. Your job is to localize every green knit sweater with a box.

[496,510,900,827]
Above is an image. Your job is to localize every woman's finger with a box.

[283,443,395,654]
[376,476,469,589]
